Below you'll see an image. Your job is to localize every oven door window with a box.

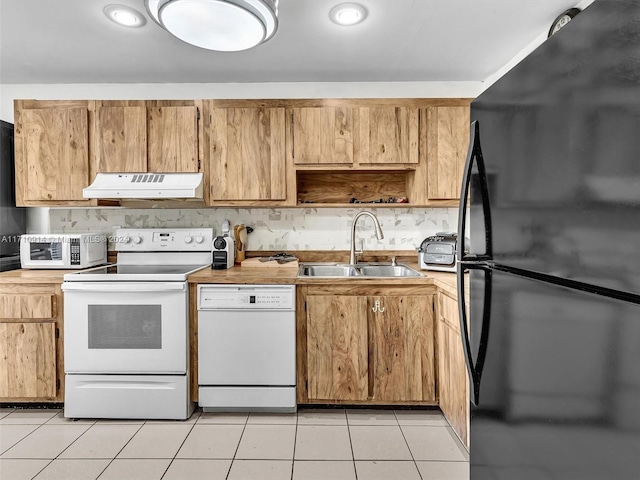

[88,305,161,349]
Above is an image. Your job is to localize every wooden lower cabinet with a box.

[306,295,368,401]
[0,285,63,402]
[300,285,436,405]
[369,295,435,402]
[0,322,57,399]
[437,291,470,449]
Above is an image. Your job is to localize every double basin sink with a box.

[298,262,423,278]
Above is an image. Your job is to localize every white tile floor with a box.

[0,407,469,480]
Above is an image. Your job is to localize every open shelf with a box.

[296,171,410,206]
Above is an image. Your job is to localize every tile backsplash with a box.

[48,207,459,251]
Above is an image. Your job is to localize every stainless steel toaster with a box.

[418,232,468,272]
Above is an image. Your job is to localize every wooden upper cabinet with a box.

[17,105,89,203]
[306,295,369,401]
[94,106,147,172]
[369,295,435,402]
[147,106,199,172]
[292,107,354,165]
[94,103,199,174]
[357,107,419,165]
[426,106,470,200]
[209,107,286,201]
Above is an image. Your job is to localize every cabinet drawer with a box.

[0,294,55,319]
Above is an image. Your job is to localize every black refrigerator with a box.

[457,1,640,478]
[0,120,26,272]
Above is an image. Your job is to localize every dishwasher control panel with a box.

[198,285,295,310]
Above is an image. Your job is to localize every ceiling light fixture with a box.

[329,3,367,26]
[103,5,147,27]
[145,0,279,52]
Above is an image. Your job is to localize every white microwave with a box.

[20,234,108,269]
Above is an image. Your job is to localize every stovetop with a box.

[63,263,210,282]
[63,228,215,282]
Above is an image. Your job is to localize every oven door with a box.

[62,282,188,374]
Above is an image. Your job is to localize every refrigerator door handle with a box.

[457,262,492,406]
[457,120,493,262]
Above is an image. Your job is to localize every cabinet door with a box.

[0,322,57,398]
[95,106,147,172]
[426,106,470,199]
[306,295,368,401]
[292,107,354,165]
[438,293,469,447]
[209,107,286,200]
[369,295,435,402]
[147,106,199,172]
[358,107,419,165]
[22,107,89,201]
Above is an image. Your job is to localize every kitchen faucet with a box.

[349,211,384,264]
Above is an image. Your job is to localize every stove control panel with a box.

[198,285,296,311]
[115,228,214,252]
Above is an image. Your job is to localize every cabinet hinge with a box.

[55,327,60,339]
[56,379,60,391]
[196,107,200,120]
[304,301,307,312]
[197,159,201,170]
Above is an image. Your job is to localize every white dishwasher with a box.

[197,284,296,413]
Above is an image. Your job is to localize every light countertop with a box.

[0,264,462,299]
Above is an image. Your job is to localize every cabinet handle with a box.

[372,300,385,313]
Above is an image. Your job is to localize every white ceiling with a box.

[1,0,590,84]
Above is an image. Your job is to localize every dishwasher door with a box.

[197,285,296,386]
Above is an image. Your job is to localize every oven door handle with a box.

[62,282,186,293]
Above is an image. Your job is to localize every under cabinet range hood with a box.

[83,173,204,205]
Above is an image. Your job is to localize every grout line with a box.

[28,458,54,480]
[0,424,44,456]
[396,416,424,480]
[224,412,249,480]
[96,422,145,479]
[159,410,201,479]
[290,416,298,480]
[0,409,65,462]
[346,418,358,480]
[52,420,97,460]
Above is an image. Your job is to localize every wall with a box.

[2,81,474,244]
[48,206,458,252]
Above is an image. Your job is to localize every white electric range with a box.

[62,227,213,420]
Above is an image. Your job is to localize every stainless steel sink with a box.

[297,263,423,278]
[357,265,422,277]
[301,265,360,277]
